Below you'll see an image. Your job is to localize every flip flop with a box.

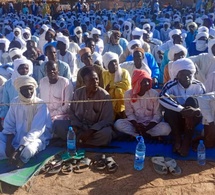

[61,162,73,175]
[164,157,182,176]
[151,156,168,175]
[105,156,118,173]
[73,158,92,173]
[92,154,107,170]
[46,159,63,175]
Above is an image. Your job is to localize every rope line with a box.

[0,92,214,106]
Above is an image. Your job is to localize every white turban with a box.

[127,39,142,53]
[198,26,209,33]
[12,57,33,83]
[13,27,22,36]
[9,48,23,59]
[14,75,38,132]
[14,75,38,91]
[74,26,82,36]
[208,39,215,58]
[143,23,151,30]
[169,29,182,41]
[91,27,101,35]
[0,38,10,51]
[168,44,187,61]
[132,27,143,36]
[102,51,122,82]
[41,24,49,32]
[171,58,196,79]
[186,22,198,31]
[56,32,70,50]
[194,32,209,42]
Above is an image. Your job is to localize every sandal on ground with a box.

[61,162,73,175]
[151,156,168,175]
[73,158,92,173]
[164,157,181,176]
[45,159,63,175]
[92,154,107,170]
[105,156,118,173]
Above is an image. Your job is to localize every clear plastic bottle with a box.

[67,126,76,156]
[134,136,146,170]
[197,140,206,166]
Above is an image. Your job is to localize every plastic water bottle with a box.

[134,136,146,170]
[197,140,206,166]
[67,126,76,156]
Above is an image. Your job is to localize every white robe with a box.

[39,76,73,120]
[0,97,52,163]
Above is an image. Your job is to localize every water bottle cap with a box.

[136,136,144,142]
[69,126,73,131]
[200,140,203,144]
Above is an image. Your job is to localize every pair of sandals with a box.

[151,156,182,176]
[40,157,91,175]
[91,154,118,173]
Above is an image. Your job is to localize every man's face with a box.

[45,30,53,41]
[46,47,57,61]
[56,41,66,51]
[92,34,99,42]
[17,64,29,75]
[83,72,99,91]
[138,78,151,96]
[86,41,95,53]
[46,62,58,81]
[20,85,34,98]
[14,30,20,37]
[133,51,143,68]
[26,48,38,61]
[177,70,192,89]
[173,34,183,44]
[211,44,215,56]
[0,43,5,51]
[108,59,118,73]
[23,32,30,40]
[81,52,92,66]
[174,51,185,61]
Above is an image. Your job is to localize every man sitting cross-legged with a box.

[0,76,52,167]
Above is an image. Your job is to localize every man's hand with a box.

[5,144,15,158]
[105,84,110,92]
[181,106,201,118]
[78,129,95,143]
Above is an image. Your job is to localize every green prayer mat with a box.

[0,147,85,187]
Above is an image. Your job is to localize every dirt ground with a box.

[1,153,215,195]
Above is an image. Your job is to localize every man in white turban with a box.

[159,58,205,157]
[90,27,104,54]
[0,76,52,168]
[102,51,131,119]
[189,39,215,83]
[56,32,78,82]
[0,57,33,119]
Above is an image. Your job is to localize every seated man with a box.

[76,47,104,89]
[39,60,74,121]
[159,58,205,156]
[0,76,52,167]
[102,51,131,119]
[114,69,171,138]
[53,67,114,146]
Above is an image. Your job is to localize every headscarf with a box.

[91,27,101,35]
[127,39,142,53]
[102,51,122,82]
[131,69,152,102]
[208,39,215,58]
[9,48,23,59]
[169,29,181,41]
[56,32,70,50]
[0,38,10,52]
[194,32,209,51]
[198,26,209,33]
[123,21,132,42]
[171,58,196,79]
[11,57,33,84]
[14,75,38,132]
[186,22,198,31]
[22,28,32,41]
[168,44,187,61]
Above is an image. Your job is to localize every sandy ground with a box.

[1,153,215,195]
